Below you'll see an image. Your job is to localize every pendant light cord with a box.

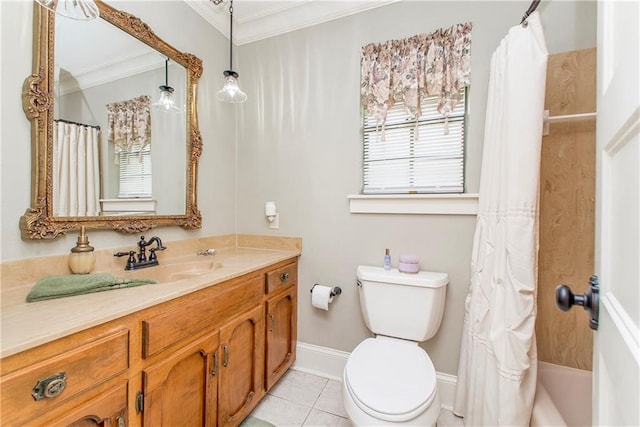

[228,0,234,71]
[164,58,169,86]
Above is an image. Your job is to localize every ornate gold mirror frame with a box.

[20,1,203,239]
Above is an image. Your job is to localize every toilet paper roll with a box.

[311,285,334,310]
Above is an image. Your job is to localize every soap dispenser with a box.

[68,227,96,274]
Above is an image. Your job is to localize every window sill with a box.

[347,194,479,215]
[100,198,156,215]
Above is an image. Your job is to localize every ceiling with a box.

[184,0,400,45]
[55,0,399,92]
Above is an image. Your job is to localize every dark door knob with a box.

[555,275,600,330]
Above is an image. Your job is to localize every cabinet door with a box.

[218,305,265,427]
[141,330,219,427]
[35,381,128,427]
[265,286,297,391]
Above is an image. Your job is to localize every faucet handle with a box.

[114,250,136,270]
[114,250,135,259]
[149,246,165,261]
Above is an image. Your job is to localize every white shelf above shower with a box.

[543,110,597,135]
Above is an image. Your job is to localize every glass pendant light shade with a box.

[216,70,247,103]
[35,0,99,20]
[153,59,179,112]
[153,86,179,112]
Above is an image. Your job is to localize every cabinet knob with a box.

[280,272,289,282]
[32,372,67,401]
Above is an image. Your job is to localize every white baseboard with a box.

[436,371,457,411]
[292,341,458,410]
[293,341,349,381]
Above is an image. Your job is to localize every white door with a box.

[594,0,640,425]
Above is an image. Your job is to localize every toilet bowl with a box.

[343,337,441,426]
[342,266,448,427]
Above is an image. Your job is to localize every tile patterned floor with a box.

[249,369,465,427]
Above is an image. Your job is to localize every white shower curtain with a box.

[453,12,547,426]
[53,121,101,217]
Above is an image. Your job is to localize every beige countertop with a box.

[0,234,301,359]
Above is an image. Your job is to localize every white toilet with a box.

[342,265,448,426]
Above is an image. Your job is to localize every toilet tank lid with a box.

[357,265,448,288]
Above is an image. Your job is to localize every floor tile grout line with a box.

[313,379,349,419]
[255,371,463,427]
[312,378,329,408]
[301,377,328,426]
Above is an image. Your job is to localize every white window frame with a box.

[117,142,152,198]
[362,88,467,195]
[350,88,478,215]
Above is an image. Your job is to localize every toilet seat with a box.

[344,337,437,423]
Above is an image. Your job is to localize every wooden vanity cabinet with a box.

[265,281,298,391]
[0,257,298,427]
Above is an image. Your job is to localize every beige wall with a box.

[235,1,597,375]
[1,1,597,376]
[0,1,238,261]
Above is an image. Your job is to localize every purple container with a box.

[398,254,420,274]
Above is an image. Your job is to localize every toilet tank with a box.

[356,265,448,342]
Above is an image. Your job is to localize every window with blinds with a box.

[118,142,152,198]
[363,88,466,194]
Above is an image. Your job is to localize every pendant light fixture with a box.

[35,0,99,20]
[153,58,179,112]
[215,0,247,103]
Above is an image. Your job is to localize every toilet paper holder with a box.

[310,284,342,298]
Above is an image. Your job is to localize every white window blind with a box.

[118,142,152,198]
[363,88,466,194]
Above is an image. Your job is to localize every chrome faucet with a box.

[114,235,166,270]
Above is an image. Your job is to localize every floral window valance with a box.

[106,95,151,164]
[360,22,472,131]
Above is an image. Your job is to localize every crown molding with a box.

[58,51,165,95]
[184,0,400,45]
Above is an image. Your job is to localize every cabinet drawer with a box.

[0,329,129,426]
[143,275,264,358]
[266,262,297,294]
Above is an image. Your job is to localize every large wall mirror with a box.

[20,0,203,239]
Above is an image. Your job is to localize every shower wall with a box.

[536,48,596,370]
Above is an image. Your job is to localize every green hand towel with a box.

[26,273,159,302]
[239,416,276,427]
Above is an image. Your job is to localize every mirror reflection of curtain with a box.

[53,121,101,216]
[106,95,151,164]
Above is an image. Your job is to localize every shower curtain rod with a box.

[520,0,541,25]
[54,118,101,130]
[542,110,597,135]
